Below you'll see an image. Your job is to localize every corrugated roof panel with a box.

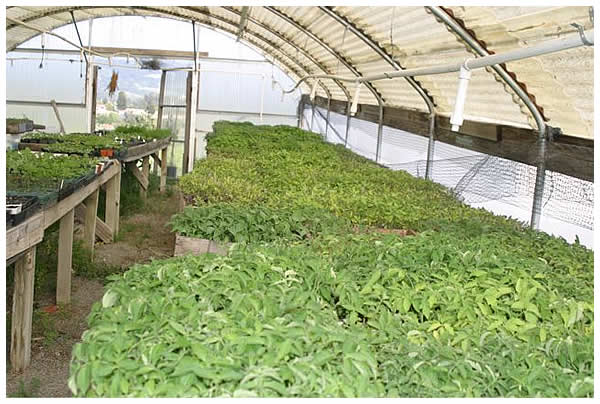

[447,6,593,138]
[5,6,594,138]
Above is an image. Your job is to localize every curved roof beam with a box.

[6,6,330,98]
[157,6,331,99]
[265,6,385,105]
[217,6,350,100]
[426,6,546,135]
[319,6,435,114]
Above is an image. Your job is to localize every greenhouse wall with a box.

[303,104,594,248]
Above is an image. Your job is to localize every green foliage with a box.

[6,149,99,193]
[112,125,171,140]
[7,149,99,181]
[179,121,499,231]
[69,233,593,397]
[69,121,593,397]
[20,127,171,156]
[170,204,350,243]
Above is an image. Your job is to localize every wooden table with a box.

[6,161,121,372]
[119,137,171,198]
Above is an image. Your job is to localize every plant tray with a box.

[6,195,40,228]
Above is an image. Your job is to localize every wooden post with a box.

[105,163,121,239]
[50,99,66,134]
[142,156,150,199]
[10,246,36,372]
[57,209,74,305]
[160,146,168,193]
[83,189,99,258]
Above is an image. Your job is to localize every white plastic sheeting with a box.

[307,106,593,248]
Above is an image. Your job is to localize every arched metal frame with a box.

[5,5,567,202]
[264,6,386,161]
[426,6,548,229]
[318,6,437,166]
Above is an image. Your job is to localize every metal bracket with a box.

[546,125,562,142]
[571,23,593,46]
[589,7,594,25]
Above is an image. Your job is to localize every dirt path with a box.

[6,189,180,397]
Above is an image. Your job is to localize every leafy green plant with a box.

[169,204,350,243]
[6,149,100,195]
[69,233,593,397]
[69,121,593,398]
[20,126,171,156]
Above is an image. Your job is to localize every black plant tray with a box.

[20,138,59,144]
[57,172,98,201]
[6,195,40,229]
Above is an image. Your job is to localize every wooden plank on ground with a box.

[95,217,114,243]
[10,245,36,372]
[6,212,44,260]
[57,209,74,305]
[174,234,231,257]
[83,189,100,258]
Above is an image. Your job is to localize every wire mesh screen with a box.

[305,105,593,246]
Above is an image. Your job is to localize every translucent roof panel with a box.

[6,5,595,139]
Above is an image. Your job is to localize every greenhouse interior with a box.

[2,3,595,398]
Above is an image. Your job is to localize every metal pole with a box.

[344,100,351,147]
[530,135,548,229]
[425,112,436,179]
[310,101,316,132]
[325,95,331,139]
[426,6,559,229]
[375,102,384,163]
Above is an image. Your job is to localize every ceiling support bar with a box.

[219,6,350,100]
[264,6,385,106]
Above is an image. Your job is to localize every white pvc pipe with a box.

[450,63,472,132]
[350,83,362,116]
[281,29,594,92]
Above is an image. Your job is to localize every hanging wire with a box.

[70,11,88,66]
[390,7,396,61]
[192,20,198,72]
[39,33,45,68]
[79,49,83,78]
[336,25,348,75]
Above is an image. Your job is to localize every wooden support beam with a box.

[95,217,114,243]
[142,156,150,199]
[105,164,121,239]
[309,95,594,182]
[119,137,171,163]
[57,209,74,305]
[10,246,36,372]
[43,161,120,229]
[160,147,168,193]
[127,162,149,191]
[83,189,99,258]
[6,212,44,260]
[151,152,161,167]
[50,99,66,134]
